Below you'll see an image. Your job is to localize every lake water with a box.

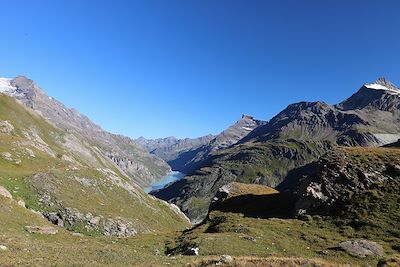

[144,171,185,193]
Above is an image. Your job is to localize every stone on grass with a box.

[25,226,58,235]
[0,245,7,251]
[0,186,12,199]
[220,255,233,263]
[17,199,26,208]
[339,239,384,257]
[72,233,84,237]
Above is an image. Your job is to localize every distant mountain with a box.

[137,114,266,173]
[135,134,215,171]
[0,76,170,187]
[153,78,400,223]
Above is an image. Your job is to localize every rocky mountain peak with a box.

[362,77,399,95]
[11,75,35,87]
[374,77,399,91]
[241,114,254,120]
[336,78,400,111]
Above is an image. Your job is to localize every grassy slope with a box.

[0,196,364,266]
[165,146,400,266]
[0,196,188,266]
[0,94,189,234]
[166,211,399,266]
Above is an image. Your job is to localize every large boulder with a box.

[209,182,295,219]
[212,182,279,204]
[339,240,384,258]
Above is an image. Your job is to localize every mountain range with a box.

[1,75,400,266]
[151,78,400,223]
[136,114,265,173]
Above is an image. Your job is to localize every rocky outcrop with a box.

[339,240,384,258]
[288,147,400,217]
[207,182,294,221]
[25,226,58,235]
[43,207,139,237]
[211,182,279,205]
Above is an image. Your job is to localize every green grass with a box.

[0,94,190,236]
[167,211,399,266]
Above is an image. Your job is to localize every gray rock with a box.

[219,255,233,263]
[103,218,137,237]
[71,233,84,237]
[17,199,26,208]
[25,226,58,235]
[0,152,13,161]
[0,186,12,199]
[339,240,384,258]
[89,216,101,226]
[0,120,14,134]
[43,212,64,227]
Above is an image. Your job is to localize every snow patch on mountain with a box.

[0,78,15,93]
[364,83,400,95]
[242,127,254,131]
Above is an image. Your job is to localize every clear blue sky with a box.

[0,0,399,139]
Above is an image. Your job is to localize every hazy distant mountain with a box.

[137,115,266,173]
[153,78,400,223]
[135,134,215,171]
[177,114,266,173]
[0,76,170,188]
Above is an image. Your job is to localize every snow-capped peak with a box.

[364,82,400,95]
[0,78,15,93]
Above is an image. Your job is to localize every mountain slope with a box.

[154,78,400,223]
[0,93,189,236]
[1,76,170,188]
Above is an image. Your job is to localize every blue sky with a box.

[0,0,399,139]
